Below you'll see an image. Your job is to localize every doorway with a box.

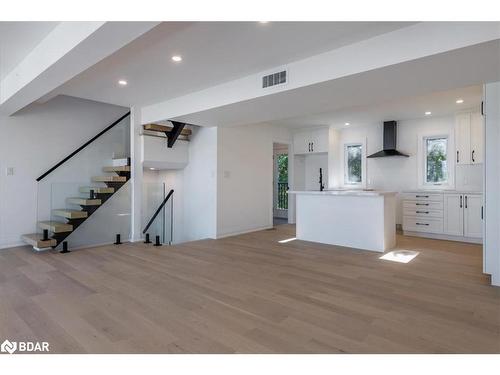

[273,143,289,226]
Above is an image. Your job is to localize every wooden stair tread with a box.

[103,165,130,172]
[92,176,127,182]
[38,221,73,233]
[22,233,57,248]
[79,186,115,194]
[143,123,192,136]
[67,197,102,206]
[52,209,88,219]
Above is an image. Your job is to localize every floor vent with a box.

[262,70,287,88]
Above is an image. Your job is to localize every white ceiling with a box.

[172,40,499,128]
[0,21,59,80]
[270,85,483,129]
[52,21,415,107]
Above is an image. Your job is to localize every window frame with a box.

[417,131,455,190]
[343,142,365,187]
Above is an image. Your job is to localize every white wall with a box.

[143,127,218,244]
[300,153,328,191]
[0,95,127,249]
[217,123,291,237]
[330,114,483,224]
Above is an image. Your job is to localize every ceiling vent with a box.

[262,70,287,88]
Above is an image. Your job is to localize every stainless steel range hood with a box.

[367,121,409,158]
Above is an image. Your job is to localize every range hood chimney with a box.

[367,121,409,158]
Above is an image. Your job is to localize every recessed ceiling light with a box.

[456,99,464,104]
[259,21,269,24]
[118,80,127,86]
[344,122,350,126]
[171,55,182,62]
[149,167,156,170]
[425,111,432,115]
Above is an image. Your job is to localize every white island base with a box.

[289,191,397,253]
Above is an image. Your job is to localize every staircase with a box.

[22,158,130,251]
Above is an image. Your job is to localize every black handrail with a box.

[36,111,131,181]
[142,189,174,234]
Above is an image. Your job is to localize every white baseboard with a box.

[403,231,482,244]
[216,225,273,239]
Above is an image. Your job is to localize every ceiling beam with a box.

[0,21,160,116]
[141,22,500,125]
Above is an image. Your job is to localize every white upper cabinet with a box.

[455,113,471,165]
[455,111,484,165]
[293,128,328,154]
[470,111,484,164]
[293,131,310,154]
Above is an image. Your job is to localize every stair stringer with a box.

[53,180,132,251]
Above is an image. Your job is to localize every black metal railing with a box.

[277,182,288,210]
[142,189,174,235]
[36,111,131,181]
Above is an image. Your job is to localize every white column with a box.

[130,106,143,242]
[484,81,500,286]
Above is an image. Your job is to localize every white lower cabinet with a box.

[464,195,483,238]
[444,194,464,236]
[403,191,482,243]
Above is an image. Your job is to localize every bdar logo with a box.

[1,340,17,354]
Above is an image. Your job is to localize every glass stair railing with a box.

[142,183,173,246]
[24,112,131,252]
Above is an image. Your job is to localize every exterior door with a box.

[273,150,289,219]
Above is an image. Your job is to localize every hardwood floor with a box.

[1,224,499,353]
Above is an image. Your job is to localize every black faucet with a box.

[319,168,325,191]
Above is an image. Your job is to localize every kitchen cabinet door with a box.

[310,128,329,153]
[293,131,310,154]
[444,194,464,236]
[455,113,471,165]
[470,112,484,164]
[464,195,483,238]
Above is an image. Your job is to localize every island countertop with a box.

[290,189,397,252]
[288,190,397,197]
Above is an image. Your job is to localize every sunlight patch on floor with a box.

[379,250,419,263]
[278,237,297,243]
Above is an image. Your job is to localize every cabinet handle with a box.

[416,211,429,214]
[472,150,475,163]
[308,142,311,152]
[465,195,468,209]
[416,203,429,206]
[460,195,462,208]
[311,142,314,152]
[457,150,459,163]
[481,206,484,220]
[416,223,430,226]
[415,195,429,198]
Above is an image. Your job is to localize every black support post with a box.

[154,235,161,247]
[114,234,122,245]
[144,233,151,244]
[42,229,49,241]
[60,241,70,254]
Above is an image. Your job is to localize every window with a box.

[425,137,448,184]
[344,144,363,185]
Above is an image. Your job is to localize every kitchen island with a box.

[288,190,397,252]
